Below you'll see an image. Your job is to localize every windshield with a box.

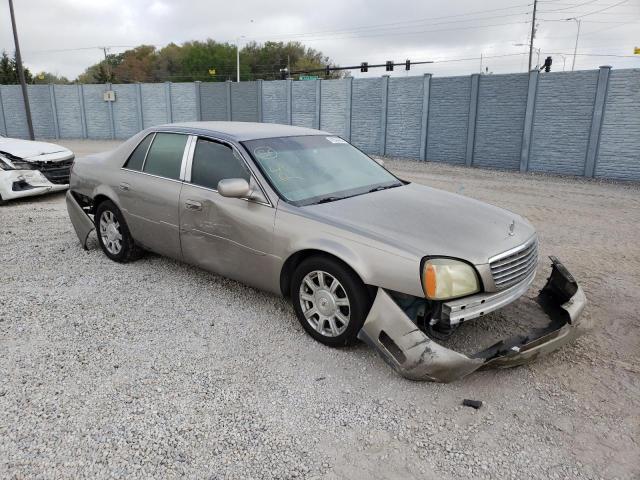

[243,135,403,206]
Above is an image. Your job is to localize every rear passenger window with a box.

[191,138,250,190]
[143,133,187,180]
[124,133,153,171]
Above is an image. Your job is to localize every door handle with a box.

[185,200,202,211]
[119,182,130,191]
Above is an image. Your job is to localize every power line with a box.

[249,4,534,40]
[261,12,533,40]
[537,0,601,12]
[571,0,630,17]
[274,20,532,43]
[545,51,640,58]
[24,45,139,54]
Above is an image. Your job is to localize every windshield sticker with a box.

[254,146,278,161]
[326,136,347,144]
[268,164,302,183]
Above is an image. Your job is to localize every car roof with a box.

[154,121,331,141]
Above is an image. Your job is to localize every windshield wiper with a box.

[313,196,344,205]
[367,183,402,193]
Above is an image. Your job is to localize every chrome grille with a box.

[490,238,538,290]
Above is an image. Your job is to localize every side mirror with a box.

[217,178,251,198]
[374,158,384,167]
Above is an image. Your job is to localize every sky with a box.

[1,0,638,80]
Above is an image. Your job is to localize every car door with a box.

[118,132,189,259]
[179,136,278,292]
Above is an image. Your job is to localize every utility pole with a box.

[8,0,34,140]
[528,0,538,71]
[101,46,111,80]
[568,18,581,71]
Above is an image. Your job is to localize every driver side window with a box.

[191,138,250,190]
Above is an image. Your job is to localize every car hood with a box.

[0,137,71,161]
[302,183,536,265]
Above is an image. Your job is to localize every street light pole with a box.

[236,37,240,82]
[568,18,581,71]
[8,0,35,140]
[514,43,540,70]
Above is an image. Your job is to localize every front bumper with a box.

[357,257,586,382]
[0,169,68,201]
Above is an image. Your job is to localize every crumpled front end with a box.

[0,169,68,201]
[357,257,586,382]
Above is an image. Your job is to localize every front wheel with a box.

[291,256,372,347]
[95,199,141,262]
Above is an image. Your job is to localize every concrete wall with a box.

[1,67,638,180]
[473,74,528,170]
[595,70,640,181]
[427,76,471,164]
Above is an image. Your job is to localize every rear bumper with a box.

[66,190,95,249]
[357,257,586,382]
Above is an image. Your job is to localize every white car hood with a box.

[0,137,71,161]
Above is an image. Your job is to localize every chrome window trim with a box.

[117,169,185,185]
[139,132,156,172]
[179,135,196,181]
[185,134,273,208]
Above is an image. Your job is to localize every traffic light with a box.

[360,62,368,72]
[405,59,411,71]
[385,60,394,71]
[543,56,552,72]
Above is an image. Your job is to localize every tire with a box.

[291,256,372,347]
[94,199,142,263]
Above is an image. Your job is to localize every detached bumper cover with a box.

[358,257,586,382]
[66,190,95,250]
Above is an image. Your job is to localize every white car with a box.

[0,135,74,202]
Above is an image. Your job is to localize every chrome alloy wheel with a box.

[299,270,351,337]
[99,210,123,255]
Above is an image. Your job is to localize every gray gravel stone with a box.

[0,140,639,479]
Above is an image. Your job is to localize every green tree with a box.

[0,50,33,84]
[180,40,242,81]
[154,43,184,81]
[72,40,343,83]
[32,71,70,84]
[0,51,15,84]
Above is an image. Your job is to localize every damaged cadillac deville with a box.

[66,122,586,382]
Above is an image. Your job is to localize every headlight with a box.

[422,258,480,300]
[8,159,36,170]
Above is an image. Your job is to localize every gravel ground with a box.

[1,140,639,479]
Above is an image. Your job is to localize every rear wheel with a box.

[291,256,372,347]
[95,199,141,262]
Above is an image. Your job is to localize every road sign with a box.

[634,47,640,55]
[299,75,319,80]
[208,68,216,76]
